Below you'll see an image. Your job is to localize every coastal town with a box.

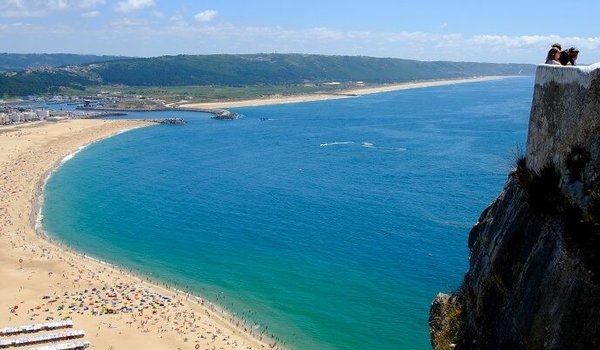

[0,105,129,125]
[0,93,238,125]
[0,94,128,125]
[0,107,50,124]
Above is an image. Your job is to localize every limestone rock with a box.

[430,63,600,350]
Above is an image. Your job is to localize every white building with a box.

[35,109,50,119]
[22,111,37,122]
[7,111,37,123]
[8,112,21,123]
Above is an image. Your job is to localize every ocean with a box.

[42,77,534,349]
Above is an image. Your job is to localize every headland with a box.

[429,63,600,349]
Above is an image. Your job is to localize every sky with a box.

[1,0,599,64]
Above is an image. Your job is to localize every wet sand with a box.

[0,119,276,349]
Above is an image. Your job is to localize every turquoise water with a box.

[42,77,534,349]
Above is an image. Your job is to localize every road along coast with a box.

[0,119,277,349]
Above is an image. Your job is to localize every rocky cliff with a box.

[429,63,600,350]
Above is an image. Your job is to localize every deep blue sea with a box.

[42,77,534,349]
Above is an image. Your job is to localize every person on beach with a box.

[545,47,562,65]
[560,47,579,66]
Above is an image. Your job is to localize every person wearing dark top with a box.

[560,47,579,65]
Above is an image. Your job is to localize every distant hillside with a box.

[93,54,534,86]
[0,53,127,71]
[0,54,536,97]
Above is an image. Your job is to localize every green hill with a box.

[0,53,127,71]
[93,54,534,86]
[0,53,535,97]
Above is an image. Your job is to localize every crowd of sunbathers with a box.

[545,43,579,65]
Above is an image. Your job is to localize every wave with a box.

[319,141,406,151]
[361,142,406,152]
[319,141,354,147]
[60,144,90,165]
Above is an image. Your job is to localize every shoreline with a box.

[33,126,141,234]
[0,119,278,349]
[179,76,517,109]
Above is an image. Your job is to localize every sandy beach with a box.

[180,76,511,109]
[0,119,276,349]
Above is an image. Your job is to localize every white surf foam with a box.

[60,144,89,165]
[320,141,355,147]
[361,142,406,152]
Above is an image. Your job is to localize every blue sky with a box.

[1,0,599,64]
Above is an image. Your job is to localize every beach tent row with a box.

[0,330,84,348]
[27,340,90,350]
[0,320,74,336]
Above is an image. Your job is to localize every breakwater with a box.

[143,118,187,125]
[77,106,239,120]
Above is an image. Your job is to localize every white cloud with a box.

[0,0,44,17]
[194,10,218,23]
[47,0,68,10]
[0,0,105,17]
[114,0,155,14]
[2,14,600,64]
[468,34,600,51]
[11,22,33,27]
[81,10,100,17]
[79,0,105,9]
[48,0,106,10]
[309,27,344,40]
[168,14,188,27]
[110,17,146,27]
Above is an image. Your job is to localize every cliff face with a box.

[430,63,600,350]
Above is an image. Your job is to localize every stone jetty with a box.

[143,118,187,125]
[210,109,239,120]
